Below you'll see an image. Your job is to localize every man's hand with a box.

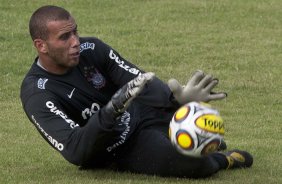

[105,72,155,117]
[167,70,227,105]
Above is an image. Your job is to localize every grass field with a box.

[1,0,281,183]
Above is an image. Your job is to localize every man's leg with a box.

[115,125,229,178]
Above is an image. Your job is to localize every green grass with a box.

[1,0,281,183]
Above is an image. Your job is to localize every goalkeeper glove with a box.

[167,70,227,105]
[105,72,155,117]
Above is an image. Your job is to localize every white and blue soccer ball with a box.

[169,102,225,157]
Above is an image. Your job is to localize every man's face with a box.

[44,17,80,70]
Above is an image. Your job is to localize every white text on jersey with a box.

[80,42,95,53]
[109,50,140,75]
[46,101,79,128]
[31,115,64,151]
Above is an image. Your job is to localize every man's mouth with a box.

[70,51,80,58]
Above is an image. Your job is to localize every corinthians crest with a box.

[84,66,106,89]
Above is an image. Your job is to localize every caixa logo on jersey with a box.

[80,42,95,53]
[46,101,79,129]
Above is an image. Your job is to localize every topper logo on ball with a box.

[195,114,224,135]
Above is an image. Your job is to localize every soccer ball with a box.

[169,102,225,157]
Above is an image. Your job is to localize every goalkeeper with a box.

[20,5,253,178]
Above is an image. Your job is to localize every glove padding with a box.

[167,70,227,105]
[105,72,155,117]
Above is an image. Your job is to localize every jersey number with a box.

[81,103,100,120]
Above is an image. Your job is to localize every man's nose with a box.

[71,34,80,47]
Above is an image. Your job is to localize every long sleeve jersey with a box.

[20,37,177,167]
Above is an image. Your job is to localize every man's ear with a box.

[33,39,48,53]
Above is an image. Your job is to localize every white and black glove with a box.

[105,72,155,117]
[167,70,227,105]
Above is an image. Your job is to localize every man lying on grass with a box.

[20,5,253,178]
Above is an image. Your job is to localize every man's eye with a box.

[60,33,70,40]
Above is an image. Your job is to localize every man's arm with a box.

[22,73,154,167]
[23,92,116,166]
[93,39,178,109]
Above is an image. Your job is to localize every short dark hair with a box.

[29,5,71,40]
